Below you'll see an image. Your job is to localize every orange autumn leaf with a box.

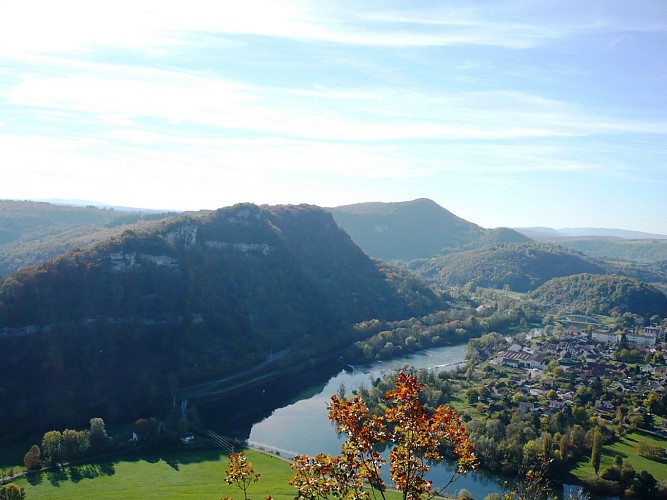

[290,372,478,500]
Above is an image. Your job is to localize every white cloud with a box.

[3,0,665,60]
[8,62,666,143]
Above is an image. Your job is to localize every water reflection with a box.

[199,344,544,499]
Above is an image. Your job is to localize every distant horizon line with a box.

[2,196,665,239]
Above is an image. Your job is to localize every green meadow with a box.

[14,449,293,499]
[13,448,408,499]
[569,431,667,481]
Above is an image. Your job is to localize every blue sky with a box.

[1,1,666,233]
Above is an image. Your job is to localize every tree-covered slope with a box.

[0,200,179,277]
[329,198,530,261]
[407,243,608,292]
[528,273,667,317]
[559,238,667,265]
[0,203,441,436]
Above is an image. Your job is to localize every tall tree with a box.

[89,417,111,451]
[41,430,62,466]
[61,429,89,462]
[590,427,602,475]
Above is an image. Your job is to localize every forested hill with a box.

[329,198,530,261]
[555,238,667,265]
[0,200,179,277]
[407,243,607,293]
[0,203,441,436]
[407,242,667,294]
[528,273,667,317]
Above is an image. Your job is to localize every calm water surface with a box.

[204,344,509,498]
[249,344,468,457]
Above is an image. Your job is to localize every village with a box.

[475,324,667,433]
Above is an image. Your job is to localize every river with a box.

[200,343,516,499]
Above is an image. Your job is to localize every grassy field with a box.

[12,447,407,499]
[13,448,293,499]
[569,431,667,481]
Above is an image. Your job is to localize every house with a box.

[561,392,575,402]
[519,402,535,414]
[549,400,566,410]
[595,400,614,411]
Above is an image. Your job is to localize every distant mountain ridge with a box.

[330,198,530,261]
[515,225,667,264]
[516,226,667,240]
[0,200,180,277]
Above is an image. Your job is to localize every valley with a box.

[1,199,667,499]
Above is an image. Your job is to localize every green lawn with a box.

[13,448,407,499]
[569,431,667,481]
[14,448,297,499]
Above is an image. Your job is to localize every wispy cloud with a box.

[3,0,665,60]
[1,1,666,231]
[8,64,666,143]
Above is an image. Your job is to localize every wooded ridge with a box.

[0,203,441,437]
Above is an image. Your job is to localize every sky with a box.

[1,1,666,233]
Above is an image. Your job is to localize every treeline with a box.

[529,273,667,317]
[351,292,542,360]
[20,411,191,472]
[22,418,112,471]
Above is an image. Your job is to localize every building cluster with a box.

[490,326,664,372]
[479,325,667,424]
[592,326,663,346]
